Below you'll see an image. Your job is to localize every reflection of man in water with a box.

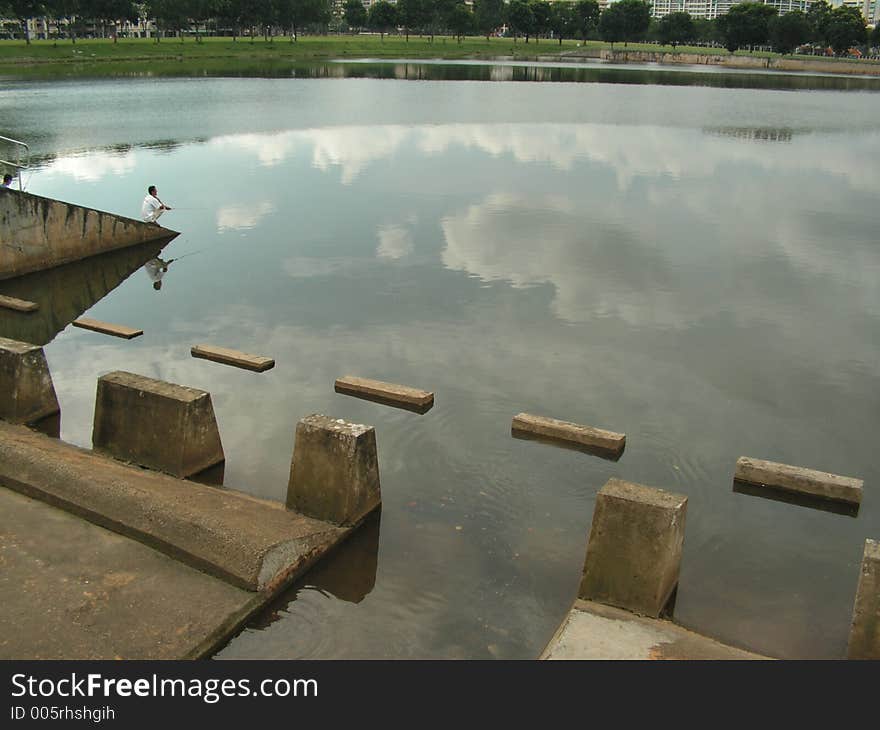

[145,257,171,291]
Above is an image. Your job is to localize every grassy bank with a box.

[0,35,876,76]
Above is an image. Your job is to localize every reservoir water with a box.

[1,60,878,658]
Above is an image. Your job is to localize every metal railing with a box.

[0,135,30,191]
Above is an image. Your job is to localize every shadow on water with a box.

[732,479,860,518]
[246,510,382,633]
[0,239,174,346]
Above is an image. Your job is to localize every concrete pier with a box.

[92,371,224,478]
[542,600,768,660]
[579,478,687,618]
[847,539,880,659]
[287,414,381,526]
[512,412,625,459]
[0,336,60,427]
[1,188,177,279]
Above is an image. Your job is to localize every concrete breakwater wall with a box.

[0,188,177,280]
[597,49,880,77]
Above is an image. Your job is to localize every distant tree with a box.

[507,0,535,42]
[473,0,503,40]
[570,0,599,41]
[600,0,650,47]
[693,17,719,45]
[215,0,247,40]
[46,0,81,43]
[146,0,188,41]
[549,1,574,45]
[530,0,552,43]
[398,0,428,40]
[8,0,45,44]
[805,0,832,46]
[658,10,694,49]
[447,1,472,41]
[343,0,366,31]
[80,0,138,41]
[768,10,809,55]
[717,2,777,53]
[429,0,457,40]
[825,5,867,55]
[873,23,880,48]
[276,0,328,41]
[367,0,397,41]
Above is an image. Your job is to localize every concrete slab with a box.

[735,456,863,506]
[511,412,625,460]
[0,188,177,280]
[0,294,38,313]
[73,317,143,339]
[334,376,434,413]
[191,344,275,372]
[0,486,257,660]
[0,420,349,592]
[542,600,769,660]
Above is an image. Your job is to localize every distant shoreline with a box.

[1,36,878,79]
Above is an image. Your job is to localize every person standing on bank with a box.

[141,185,172,224]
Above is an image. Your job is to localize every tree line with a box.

[2,0,878,54]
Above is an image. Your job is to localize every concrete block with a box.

[579,478,687,618]
[191,344,275,373]
[72,317,143,340]
[735,456,862,506]
[0,294,38,313]
[287,414,381,526]
[0,336,60,426]
[335,375,434,413]
[92,371,224,478]
[848,539,880,659]
[512,412,625,459]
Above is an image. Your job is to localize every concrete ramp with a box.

[0,188,177,280]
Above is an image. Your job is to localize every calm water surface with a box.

[1,62,878,659]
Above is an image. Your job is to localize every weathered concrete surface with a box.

[542,600,769,660]
[735,456,863,506]
[848,539,880,659]
[73,317,143,339]
[0,240,169,346]
[93,371,224,478]
[596,49,880,77]
[512,412,625,459]
[580,478,687,618]
[0,188,178,280]
[0,336,59,425]
[0,420,346,592]
[0,294,37,312]
[287,414,381,526]
[191,344,275,372]
[0,486,259,659]
[335,375,434,413]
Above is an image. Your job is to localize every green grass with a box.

[0,34,876,75]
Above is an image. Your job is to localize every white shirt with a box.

[141,194,163,222]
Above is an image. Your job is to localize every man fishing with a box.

[141,185,172,224]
